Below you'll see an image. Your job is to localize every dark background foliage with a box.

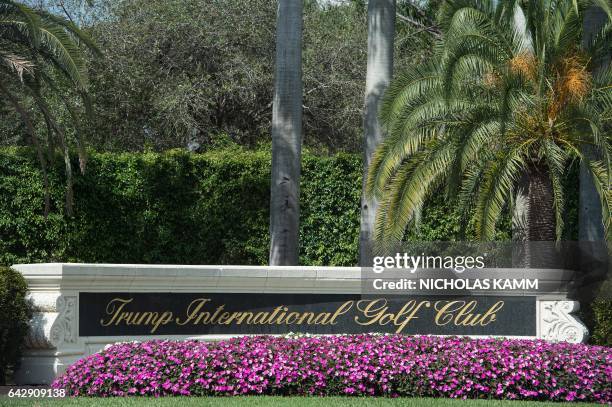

[0,267,32,385]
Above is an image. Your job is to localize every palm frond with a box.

[39,11,101,56]
[585,158,612,240]
[0,0,41,46]
[375,139,455,243]
[543,139,568,240]
[38,23,88,89]
[474,144,528,239]
[0,50,32,79]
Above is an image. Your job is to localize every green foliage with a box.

[370,0,612,243]
[0,147,361,266]
[590,296,612,346]
[0,266,32,385]
[82,0,276,150]
[300,153,361,265]
[582,278,612,347]
[0,146,500,267]
[12,0,435,153]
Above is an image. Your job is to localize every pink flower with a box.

[51,335,612,403]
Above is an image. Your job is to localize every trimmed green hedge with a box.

[0,147,579,267]
[0,147,366,266]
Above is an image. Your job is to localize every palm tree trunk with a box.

[580,146,605,241]
[579,6,609,242]
[269,0,303,266]
[512,163,556,268]
[360,0,395,266]
[524,163,556,242]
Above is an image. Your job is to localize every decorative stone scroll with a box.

[22,293,78,349]
[49,295,78,347]
[539,300,589,344]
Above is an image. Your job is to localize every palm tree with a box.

[0,0,100,215]
[269,0,303,266]
[367,0,611,247]
[360,0,396,266]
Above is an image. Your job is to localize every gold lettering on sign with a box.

[173,300,355,328]
[99,297,173,333]
[434,300,505,326]
[175,298,211,325]
[354,299,431,333]
[100,297,132,326]
[329,301,354,325]
[98,296,506,334]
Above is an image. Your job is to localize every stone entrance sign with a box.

[13,263,587,384]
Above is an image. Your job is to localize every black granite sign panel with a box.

[79,292,536,336]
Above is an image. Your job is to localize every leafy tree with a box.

[21,0,434,153]
[367,0,612,244]
[81,0,276,151]
[0,0,99,214]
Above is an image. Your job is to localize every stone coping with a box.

[13,263,576,297]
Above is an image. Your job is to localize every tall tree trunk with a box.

[579,6,609,242]
[512,163,556,267]
[524,163,556,242]
[360,0,395,266]
[269,0,303,266]
[576,6,609,305]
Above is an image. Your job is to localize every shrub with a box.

[0,147,361,266]
[53,335,611,402]
[583,279,612,347]
[590,296,612,346]
[0,147,474,267]
[0,267,32,385]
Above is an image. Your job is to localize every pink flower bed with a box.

[52,335,611,402]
